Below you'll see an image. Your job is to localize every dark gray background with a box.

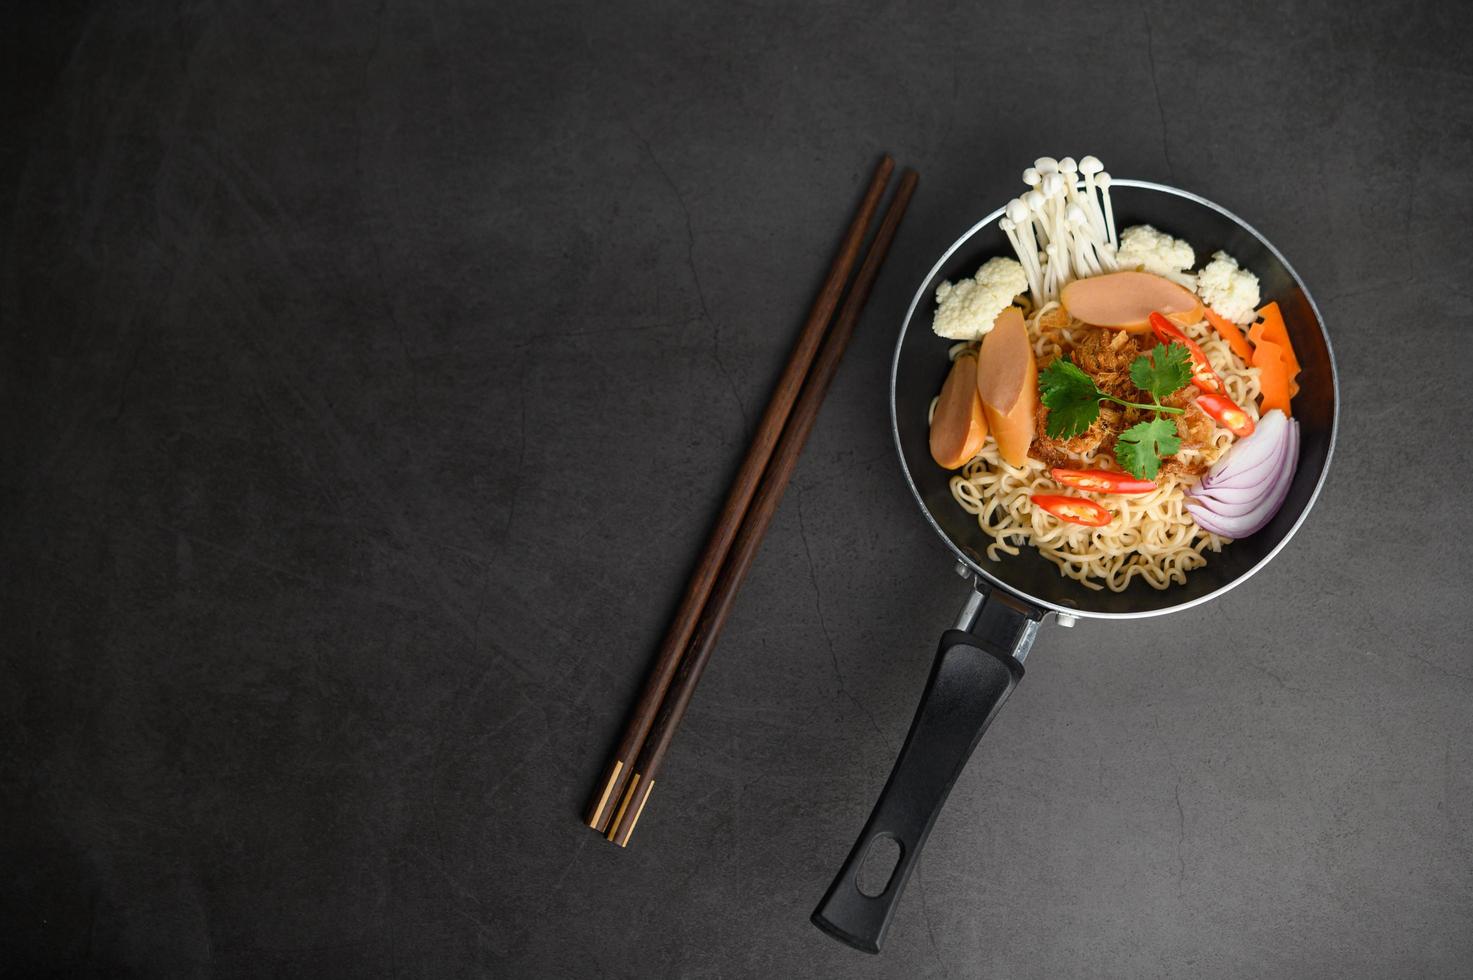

[4,1,1470,977]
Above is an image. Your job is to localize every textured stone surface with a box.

[3,1,1471,976]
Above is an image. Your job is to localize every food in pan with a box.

[926,156,1303,591]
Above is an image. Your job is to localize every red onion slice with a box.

[1192,424,1295,506]
[1188,419,1299,539]
[1199,410,1289,492]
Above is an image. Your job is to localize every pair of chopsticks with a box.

[585,155,918,847]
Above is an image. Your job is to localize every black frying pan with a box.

[812,180,1339,953]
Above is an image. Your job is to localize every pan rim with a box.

[888,178,1340,620]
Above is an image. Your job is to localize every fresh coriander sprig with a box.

[1037,358,1185,438]
[1036,340,1194,480]
[1038,342,1191,438]
[1129,342,1194,403]
[1115,417,1181,482]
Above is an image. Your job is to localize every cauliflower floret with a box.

[1115,224,1196,288]
[931,256,1027,340]
[1196,251,1261,324]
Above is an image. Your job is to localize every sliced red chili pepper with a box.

[1050,467,1157,495]
[1195,392,1256,438]
[1149,311,1225,395]
[1031,494,1112,527]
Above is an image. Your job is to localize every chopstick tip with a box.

[604,773,654,847]
[584,759,627,833]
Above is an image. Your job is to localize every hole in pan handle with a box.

[810,583,1042,954]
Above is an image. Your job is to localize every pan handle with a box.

[811,583,1043,953]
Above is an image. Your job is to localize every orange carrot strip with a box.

[1203,308,1256,365]
[1252,338,1293,417]
[1248,302,1301,398]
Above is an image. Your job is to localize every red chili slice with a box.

[1195,393,1256,437]
[1050,467,1157,495]
[1030,494,1112,527]
[1149,311,1225,395]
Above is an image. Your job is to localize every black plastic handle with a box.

[812,589,1041,953]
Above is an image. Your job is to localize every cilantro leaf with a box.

[1115,417,1183,481]
[1129,341,1193,402]
[1038,357,1102,439]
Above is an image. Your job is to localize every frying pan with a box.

[811,180,1338,953]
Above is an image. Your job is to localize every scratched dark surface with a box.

[4,1,1472,977]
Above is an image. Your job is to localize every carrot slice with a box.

[1248,302,1301,398]
[1252,338,1293,417]
[1203,308,1256,366]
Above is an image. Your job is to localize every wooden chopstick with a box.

[604,168,919,847]
[584,155,897,834]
